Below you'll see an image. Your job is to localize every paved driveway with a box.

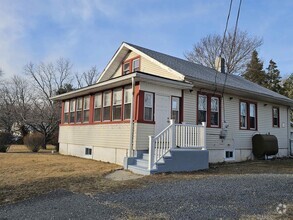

[0,174,292,219]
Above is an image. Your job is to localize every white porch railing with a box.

[148,120,206,170]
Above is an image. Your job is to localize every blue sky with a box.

[1,0,293,79]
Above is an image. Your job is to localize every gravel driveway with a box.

[0,174,292,219]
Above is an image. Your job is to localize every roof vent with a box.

[215,56,225,73]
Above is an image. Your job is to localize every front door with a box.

[155,95,171,135]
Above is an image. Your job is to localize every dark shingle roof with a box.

[126,42,293,105]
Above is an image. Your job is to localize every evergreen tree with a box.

[242,50,266,86]
[264,59,282,93]
[283,73,293,99]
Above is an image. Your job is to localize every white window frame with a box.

[224,150,235,161]
[83,96,90,123]
[123,62,130,75]
[171,96,180,123]
[249,103,256,130]
[210,97,219,127]
[144,92,154,121]
[64,101,69,124]
[112,88,122,121]
[240,102,247,129]
[103,90,111,121]
[69,99,76,124]
[198,94,207,124]
[132,58,140,72]
[124,86,132,120]
[272,107,279,128]
[76,97,83,123]
[94,93,102,122]
[84,147,93,159]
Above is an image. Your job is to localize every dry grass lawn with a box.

[1,145,293,209]
[0,145,122,205]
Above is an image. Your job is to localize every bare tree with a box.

[23,58,74,147]
[75,66,99,88]
[185,30,263,74]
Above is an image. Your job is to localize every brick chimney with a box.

[215,56,225,73]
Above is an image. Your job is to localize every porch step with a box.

[128,164,151,175]
[135,159,149,167]
[142,153,149,160]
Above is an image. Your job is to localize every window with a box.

[132,58,140,72]
[69,99,75,123]
[85,148,92,155]
[211,97,219,127]
[83,96,90,123]
[198,95,207,124]
[197,93,221,127]
[76,98,83,123]
[64,101,69,123]
[124,86,132,120]
[112,89,122,120]
[103,91,111,121]
[240,100,257,130]
[272,107,279,127]
[171,97,180,123]
[225,150,234,160]
[123,62,130,75]
[240,102,247,129]
[144,92,153,121]
[250,104,256,129]
[94,93,102,122]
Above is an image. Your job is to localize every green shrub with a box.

[24,133,44,152]
[0,132,13,152]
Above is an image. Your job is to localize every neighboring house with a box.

[51,42,293,175]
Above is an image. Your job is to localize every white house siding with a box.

[111,51,182,80]
[58,123,131,165]
[183,89,290,163]
[133,123,155,150]
[139,81,182,97]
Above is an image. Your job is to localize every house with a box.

[51,42,293,175]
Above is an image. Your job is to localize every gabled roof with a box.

[126,42,293,106]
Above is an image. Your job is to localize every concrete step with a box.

[135,159,148,168]
[142,153,149,160]
[128,164,151,175]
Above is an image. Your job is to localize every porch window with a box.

[76,98,83,123]
[103,90,111,121]
[132,58,140,72]
[171,97,180,123]
[144,92,153,121]
[123,62,130,75]
[198,95,207,124]
[64,101,69,123]
[240,100,257,130]
[124,86,132,120]
[272,107,279,127]
[69,99,75,123]
[94,93,102,122]
[83,96,90,123]
[112,88,122,120]
[211,97,219,127]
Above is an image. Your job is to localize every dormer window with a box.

[122,56,140,75]
[123,62,130,75]
[132,58,140,72]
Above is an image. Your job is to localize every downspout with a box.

[129,76,135,157]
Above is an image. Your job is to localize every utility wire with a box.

[222,0,243,123]
[214,0,233,94]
